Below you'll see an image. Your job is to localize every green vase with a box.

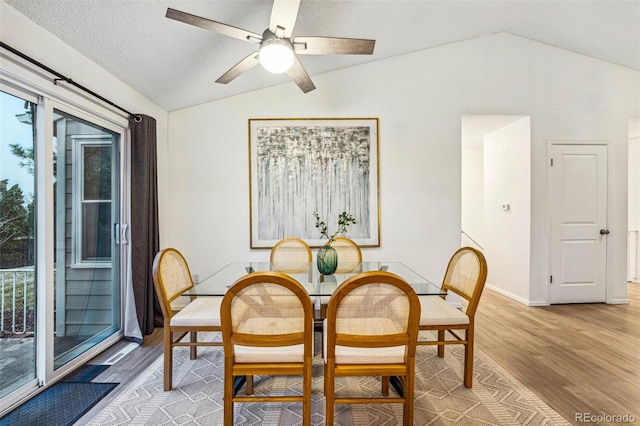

[317,244,338,275]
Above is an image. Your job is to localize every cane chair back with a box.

[324,271,420,426]
[331,237,362,273]
[152,248,222,391]
[270,238,312,273]
[418,246,487,387]
[221,271,314,426]
[442,246,486,316]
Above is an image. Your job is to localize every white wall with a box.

[483,118,531,302]
[461,114,527,252]
[630,139,639,231]
[461,147,484,246]
[629,119,640,280]
[629,119,640,231]
[167,32,638,304]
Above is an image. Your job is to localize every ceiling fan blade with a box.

[286,55,316,93]
[166,8,262,43]
[293,37,375,55]
[269,0,301,38]
[215,52,260,84]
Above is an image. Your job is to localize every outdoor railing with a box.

[0,268,35,335]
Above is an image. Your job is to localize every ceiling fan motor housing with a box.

[259,29,295,74]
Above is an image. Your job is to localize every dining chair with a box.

[332,236,362,273]
[221,271,314,426]
[418,246,488,388]
[270,237,312,272]
[152,247,223,391]
[324,270,421,426]
[271,238,317,343]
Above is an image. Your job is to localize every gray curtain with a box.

[128,114,162,339]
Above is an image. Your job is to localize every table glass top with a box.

[188,262,444,297]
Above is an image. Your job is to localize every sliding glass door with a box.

[0,85,126,410]
[52,109,121,369]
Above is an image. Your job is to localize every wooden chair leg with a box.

[404,362,415,426]
[314,318,324,355]
[224,358,234,426]
[324,361,335,426]
[319,304,328,355]
[246,375,254,394]
[164,326,172,391]
[190,331,197,360]
[303,358,312,426]
[464,328,474,388]
[382,376,390,396]
[437,329,445,357]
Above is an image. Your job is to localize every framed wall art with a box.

[249,118,380,249]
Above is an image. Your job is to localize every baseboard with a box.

[524,299,549,307]
[485,284,548,306]
[487,285,630,306]
[609,298,630,305]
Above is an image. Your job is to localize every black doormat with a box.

[62,364,110,383]
[1,378,118,426]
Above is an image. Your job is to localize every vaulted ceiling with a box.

[4,0,639,111]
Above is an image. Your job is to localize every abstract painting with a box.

[249,118,379,248]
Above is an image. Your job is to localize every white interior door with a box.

[549,143,608,304]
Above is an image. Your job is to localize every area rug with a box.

[86,334,570,425]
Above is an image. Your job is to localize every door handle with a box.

[121,224,129,244]
[599,229,610,235]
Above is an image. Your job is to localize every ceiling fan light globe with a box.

[259,41,294,74]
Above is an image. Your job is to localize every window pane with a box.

[83,145,111,200]
[82,202,111,260]
[0,90,36,399]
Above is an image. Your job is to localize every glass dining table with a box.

[187,261,442,397]
[186,261,445,297]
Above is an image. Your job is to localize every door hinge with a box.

[550,275,553,284]
[550,158,554,166]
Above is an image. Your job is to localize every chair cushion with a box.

[234,344,306,363]
[322,319,406,364]
[170,297,222,327]
[419,296,469,326]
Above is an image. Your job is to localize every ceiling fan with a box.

[166,0,375,93]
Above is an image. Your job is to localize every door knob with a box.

[599,229,610,235]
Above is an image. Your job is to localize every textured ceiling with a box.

[4,0,639,112]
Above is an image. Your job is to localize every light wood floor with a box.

[79,283,640,425]
[474,282,640,425]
